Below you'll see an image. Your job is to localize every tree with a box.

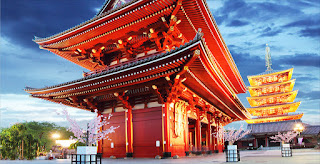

[0,123,38,160]
[213,125,251,145]
[57,108,119,146]
[0,121,73,160]
[270,131,297,143]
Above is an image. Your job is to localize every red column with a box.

[195,108,201,154]
[125,108,133,157]
[162,103,171,157]
[265,136,268,147]
[212,126,217,152]
[253,138,257,148]
[185,108,189,154]
[206,113,212,153]
[97,113,103,154]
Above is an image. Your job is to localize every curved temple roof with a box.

[32,0,246,95]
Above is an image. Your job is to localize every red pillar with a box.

[195,108,201,154]
[206,113,212,153]
[212,126,217,153]
[125,108,133,157]
[253,138,257,148]
[265,136,268,147]
[185,109,189,154]
[162,103,171,157]
[97,113,103,154]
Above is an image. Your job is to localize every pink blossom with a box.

[57,108,119,145]
[213,124,251,145]
[270,131,297,143]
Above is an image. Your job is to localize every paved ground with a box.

[1,149,319,164]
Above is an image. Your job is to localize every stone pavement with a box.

[1,149,319,164]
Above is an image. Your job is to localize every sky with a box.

[0,0,319,129]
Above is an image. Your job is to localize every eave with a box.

[248,68,294,87]
[246,113,303,124]
[247,90,298,107]
[247,101,301,117]
[248,79,296,97]
[32,0,246,95]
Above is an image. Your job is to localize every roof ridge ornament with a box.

[194,28,204,40]
[265,44,273,72]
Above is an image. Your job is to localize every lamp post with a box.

[294,123,304,136]
[294,123,304,146]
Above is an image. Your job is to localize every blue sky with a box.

[1,0,319,129]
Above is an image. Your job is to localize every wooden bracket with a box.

[114,91,132,110]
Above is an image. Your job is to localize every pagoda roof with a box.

[247,90,298,107]
[247,101,301,117]
[245,113,303,124]
[248,79,296,90]
[26,34,202,93]
[32,0,246,95]
[248,68,293,78]
[247,119,303,135]
[248,68,293,87]
[26,35,249,120]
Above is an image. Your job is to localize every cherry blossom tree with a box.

[57,108,119,146]
[270,131,297,143]
[213,125,251,145]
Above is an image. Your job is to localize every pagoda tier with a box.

[248,68,293,87]
[33,0,246,95]
[246,113,303,124]
[26,35,250,121]
[247,90,298,107]
[248,79,295,97]
[246,101,301,117]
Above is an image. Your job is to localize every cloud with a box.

[277,53,320,68]
[1,0,102,48]
[0,94,95,128]
[226,20,249,27]
[298,91,320,100]
[258,27,282,37]
[283,19,320,28]
[299,27,320,38]
[0,37,85,94]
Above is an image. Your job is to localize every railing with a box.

[225,149,240,162]
[71,153,102,164]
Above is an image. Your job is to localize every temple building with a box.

[25,0,250,158]
[238,45,305,149]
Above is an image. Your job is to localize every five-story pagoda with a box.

[236,45,304,149]
[246,44,303,124]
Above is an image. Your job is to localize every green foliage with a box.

[69,141,86,149]
[0,121,73,160]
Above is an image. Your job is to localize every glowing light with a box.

[294,123,304,133]
[52,133,60,139]
[55,140,77,148]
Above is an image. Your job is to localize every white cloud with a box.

[0,94,95,128]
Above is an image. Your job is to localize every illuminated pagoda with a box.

[25,0,250,158]
[246,44,303,124]
[238,45,303,149]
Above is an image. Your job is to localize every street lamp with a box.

[294,123,304,136]
[52,133,60,139]
[294,123,304,146]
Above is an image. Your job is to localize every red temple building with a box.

[238,45,305,149]
[25,0,250,158]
